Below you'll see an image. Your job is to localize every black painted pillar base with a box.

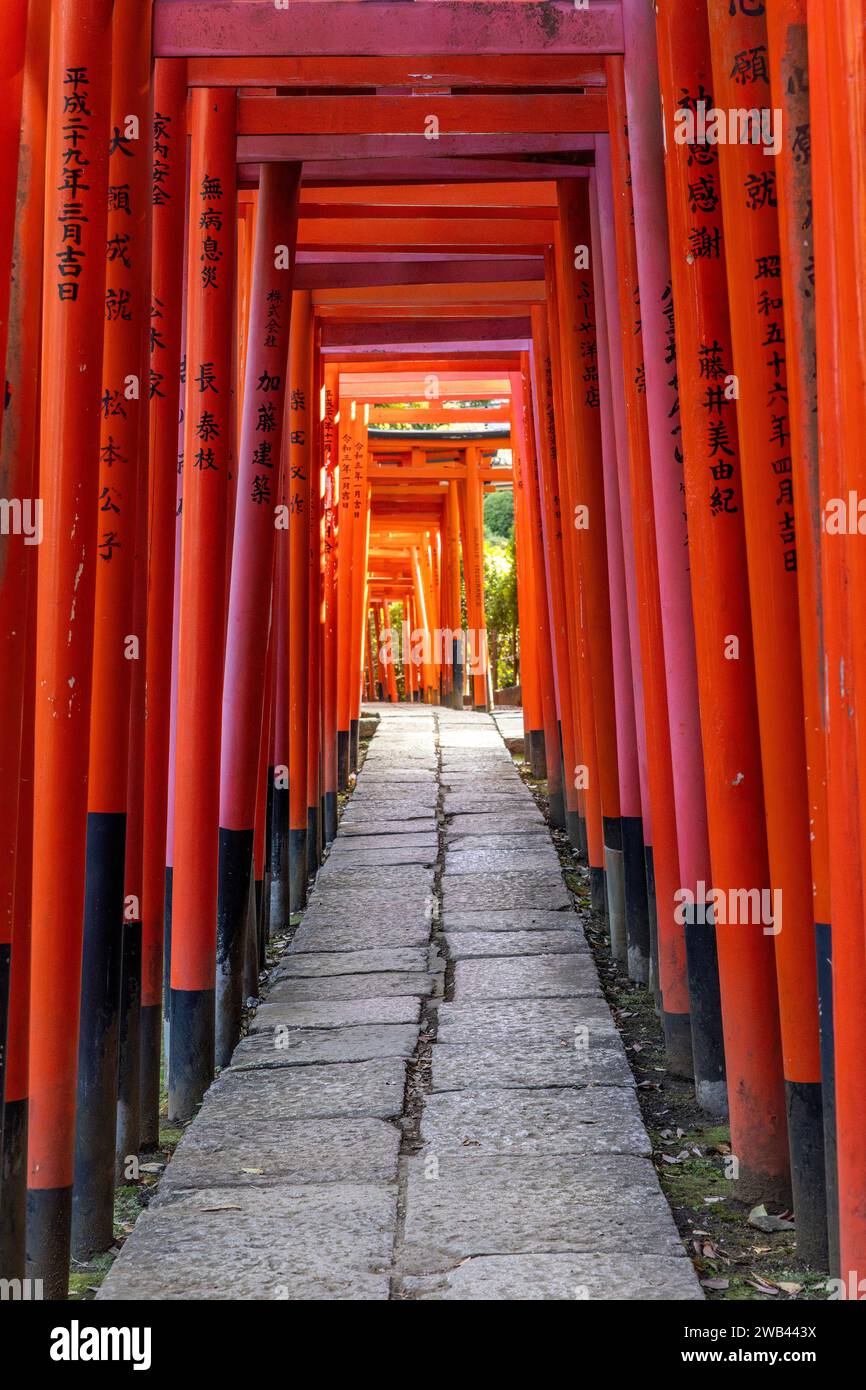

[324,789,338,845]
[72,811,126,1261]
[644,844,661,1009]
[289,827,308,915]
[115,919,142,1182]
[307,805,320,878]
[683,906,728,1116]
[603,815,626,964]
[590,865,605,915]
[0,943,9,1166]
[139,1003,161,1151]
[350,718,359,771]
[27,1185,71,1300]
[815,920,839,1275]
[163,865,173,1069]
[622,815,650,986]
[0,1096,27,1280]
[269,785,289,930]
[566,809,581,854]
[216,826,254,1069]
[786,1077,829,1268]
[337,729,350,790]
[527,728,546,778]
[168,986,215,1123]
[662,1009,695,1081]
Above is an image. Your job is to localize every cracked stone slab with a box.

[351,788,438,806]
[417,1087,649,1157]
[228,1023,420,1069]
[274,947,429,979]
[446,812,545,833]
[443,872,569,911]
[443,796,534,816]
[194,1058,408,1123]
[266,970,434,1002]
[328,831,438,852]
[314,864,435,891]
[160,1117,401,1190]
[98,1183,396,1301]
[341,805,436,824]
[451,954,599,1000]
[445,850,561,875]
[431,1042,633,1091]
[323,846,437,869]
[298,904,432,932]
[340,819,437,837]
[435,997,619,1042]
[397,1154,685,1276]
[443,930,586,959]
[288,921,431,952]
[441,909,582,934]
[401,1253,702,1301]
[445,832,551,851]
[250,996,423,1032]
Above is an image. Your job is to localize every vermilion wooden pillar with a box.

[513,360,565,837]
[767,0,838,1269]
[0,0,27,458]
[321,364,339,842]
[306,376,323,875]
[621,0,725,1111]
[556,181,626,938]
[509,394,544,775]
[462,447,489,712]
[445,482,464,709]
[0,0,47,1281]
[216,162,299,1066]
[349,427,371,753]
[168,87,236,1122]
[809,0,866,1284]
[140,56,187,1150]
[591,154,651,983]
[72,0,152,1260]
[656,0,789,1197]
[707,0,826,1267]
[605,56,693,1075]
[336,396,355,786]
[530,301,578,837]
[544,263,585,851]
[26,0,114,1295]
[288,290,313,913]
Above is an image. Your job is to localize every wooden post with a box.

[168,87,236,1122]
[288,290,313,913]
[26,0,114,1294]
[655,0,790,1195]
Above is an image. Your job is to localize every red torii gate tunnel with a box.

[0,0,864,1303]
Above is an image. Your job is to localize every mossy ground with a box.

[512,749,831,1303]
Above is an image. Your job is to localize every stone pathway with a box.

[100,706,701,1301]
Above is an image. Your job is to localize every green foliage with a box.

[483,488,515,542]
[484,534,519,690]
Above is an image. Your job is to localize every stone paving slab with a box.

[160,1117,401,1190]
[99,1183,396,1300]
[402,1253,702,1301]
[450,953,602,1000]
[443,930,586,959]
[441,909,584,934]
[298,904,432,932]
[229,1023,420,1069]
[274,947,430,978]
[328,831,438,852]
[418,1088,650,1157]
[397,1154,685,1276]
[341,805,436,824]
[314,864,435,890]
[250,995,423,1032]
[194,1059,408,1122]
[445,849,561,874]
[434,997,619,1041]
[442,871,570,910]
[323,846,437,869]
[288,920,431,952]
[266,970,434,1002]
[446,811,545,832]
[445,831,551,850]
[430,1042,633,1091]
[340,819,438,836]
